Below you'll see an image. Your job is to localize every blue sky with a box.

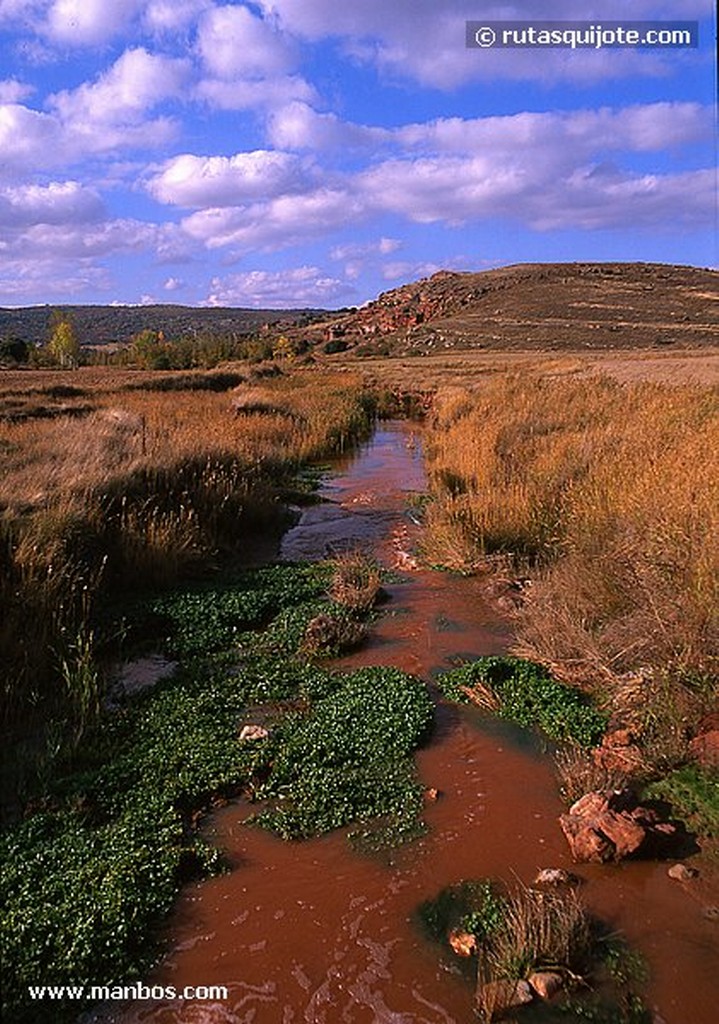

[0,0,716,308]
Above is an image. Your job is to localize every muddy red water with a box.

[96,422,717,1024]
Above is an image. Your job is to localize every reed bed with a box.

[422,375,718,757]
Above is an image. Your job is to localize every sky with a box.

[0,1,716,309]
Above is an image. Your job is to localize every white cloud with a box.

[268,101,389,150]
[205,266,354,308]
[0,257,110,301]
[49,47,190,126]
[0,104,65,175]
[381,260,446,282]
[0,0,46,25]
[0,180,104,227]
[143,0,212,33]
[196,75,316,112]
[182,187,363,251]
[0,78,34,103]
[45,0,143,46]
[197,4,295,80]
[330,237,402,280]
[147,150,311,207]
[163,276,184,291]
[257,0,712,87]
[330,238,402,261]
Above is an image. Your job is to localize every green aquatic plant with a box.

[1,563,433,1022]
[438,656,606,747]
[255,666,434,839]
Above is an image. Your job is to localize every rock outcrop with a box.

[559,790,678,863]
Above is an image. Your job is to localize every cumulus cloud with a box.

[0,104,66,175]
[0,180,104,227]
[147,150,311,207]
[330,238,402,261]
[0,78,34,103]
[0,48,194,169]
[45,0,143,46]
[143,0,212,33]
[163,276,184,291]
[197,4,295,80]
[172,98,714,253]
[205,266,355,308]
[268,101,389,151]
[257,0,711,87]
[4,218,175,260]
[182,187,364,251]
[49,47,190,126]
[196,75,316,112]
[330,237,403,280]
[0,257,110,300]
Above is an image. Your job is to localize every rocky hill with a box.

[301,262,719,354]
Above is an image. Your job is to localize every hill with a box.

[0,303,327,347]
[298,262,719,355]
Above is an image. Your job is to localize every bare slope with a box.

[304,262,719,354]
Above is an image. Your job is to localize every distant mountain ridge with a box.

[299,262,719,354]
[0,303,327,346]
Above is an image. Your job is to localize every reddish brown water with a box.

[96,422,717,1024]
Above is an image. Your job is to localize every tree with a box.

[48,315,80,368]
[0,336,29,364]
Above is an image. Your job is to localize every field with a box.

[1,348,717,1023]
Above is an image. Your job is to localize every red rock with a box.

[688,730,719,770]
[533,868,580,886]
[668,863,699,881]
[448,929,477,956]
[238,724,269,741]
[559,790,677,863]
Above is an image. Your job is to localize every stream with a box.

[98,421,717,1024]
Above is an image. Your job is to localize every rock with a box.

[667,863,698,881]
[533,868,580,887]
[448,929,477,956]
[424,787,440,802]
[239,724,269,741]
[528,971,563,1000]
[476,979,533,1020]
[559,790,678,863]
[688,730,719,770]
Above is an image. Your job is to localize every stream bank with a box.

[89,420,717,1024]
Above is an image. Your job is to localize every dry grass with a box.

[329,550,383,613]
[1,366,374,726]
[419,372,718,766]
[554,744,631,805]
[421,375,718,680]
[476,885,592,1022]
